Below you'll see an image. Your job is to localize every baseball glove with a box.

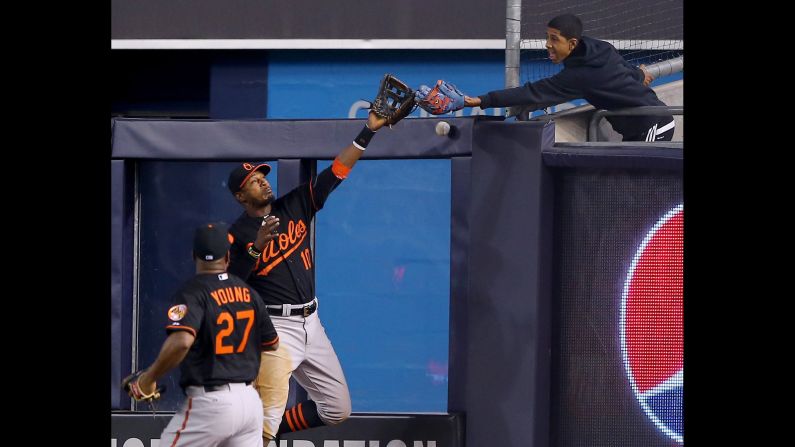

[122,370,162,402]
[415,80,466,115]
[370,73,416,127]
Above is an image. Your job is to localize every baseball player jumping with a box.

[226,75,414,444]
[122,223,280,447]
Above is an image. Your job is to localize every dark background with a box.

[111,0,683,40]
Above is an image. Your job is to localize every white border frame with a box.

[111,39,683,50]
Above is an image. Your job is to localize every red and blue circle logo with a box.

[620,204,683,444]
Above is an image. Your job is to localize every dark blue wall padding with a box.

[111,160,135,410]
[466,120,555,447]
[209,54,269,120]
[111,161,123,409]
[111,117,484,160]
[448,156,471,413]
[543,143,683,170]
[277,158,314,200]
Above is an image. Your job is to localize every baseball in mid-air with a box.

[435,121,451,136]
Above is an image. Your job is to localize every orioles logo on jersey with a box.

[168,304,188,321]
[255,218,309,276]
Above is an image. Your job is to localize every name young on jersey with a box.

[210,287,252,306]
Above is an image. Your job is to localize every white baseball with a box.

[435,121,451,136]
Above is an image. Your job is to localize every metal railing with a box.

[643,56,684,80]
[588,106,683,141]
[505,0,522,118]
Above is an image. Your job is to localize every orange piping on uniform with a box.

[292,407,306,430]
[285,408,297,432]
[262,336,279,347]
[170,397,193,447]
[296,402,309,429]
[309,179,319,211]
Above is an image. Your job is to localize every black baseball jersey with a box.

[228,165,343,306]
[165,272,279,388]
[478,35,673,140]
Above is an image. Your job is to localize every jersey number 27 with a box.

[215,310,254,355]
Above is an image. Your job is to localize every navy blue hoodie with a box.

[478,36,673,140]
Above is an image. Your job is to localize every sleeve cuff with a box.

[478,94,492,109]
[261,335,280,348]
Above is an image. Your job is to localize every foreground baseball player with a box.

[122,223,279,446]
[226,75,414,443]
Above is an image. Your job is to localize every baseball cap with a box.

[193,223,232,261]
[228,162,271,194]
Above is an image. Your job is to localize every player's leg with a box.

[287,310,351,430]
[159,391,234,446]
[221,384,265,447]
[254,317,306,442]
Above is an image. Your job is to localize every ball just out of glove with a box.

[435,121,451,136]
[415,80,466,115]
[369,73,417,127]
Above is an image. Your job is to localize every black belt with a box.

[267,300,317,317]
[203,381,251,392]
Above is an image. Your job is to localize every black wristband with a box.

[352,124,376,150]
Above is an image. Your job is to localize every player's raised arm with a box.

[334,111,386,171]
[332,73,415,175]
